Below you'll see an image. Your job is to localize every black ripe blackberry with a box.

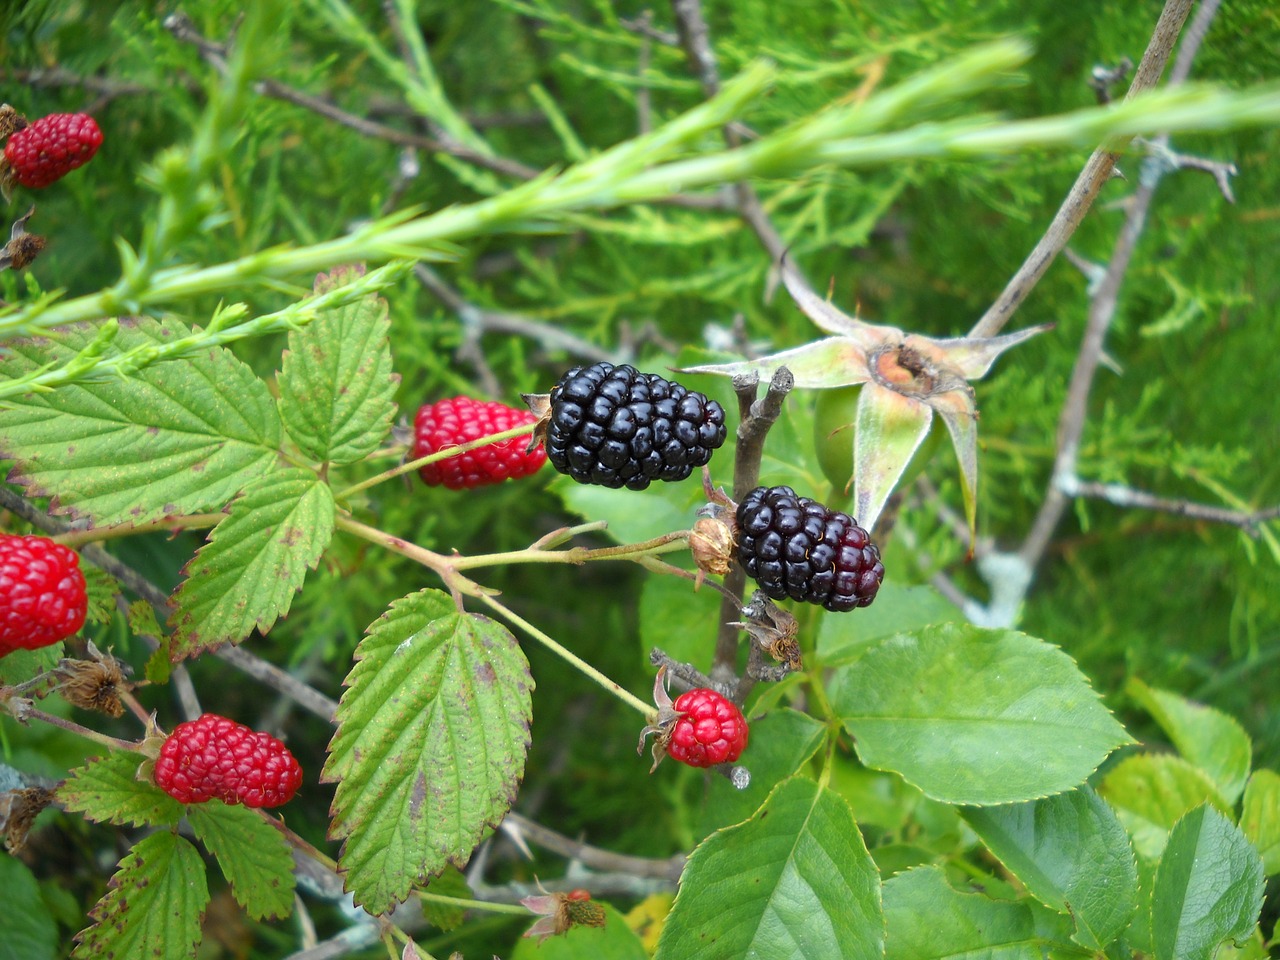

[546,362,727,490]
[736,485,884,612]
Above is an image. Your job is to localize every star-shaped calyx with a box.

[681,258,1049,541]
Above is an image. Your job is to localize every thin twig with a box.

[502,812,686,882]
[1018,0,1224,572]
[968,0,1196,339]
[1061,477,1279,533]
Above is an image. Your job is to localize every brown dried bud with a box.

[0,104,25,141]
[0,205,45,271]
[0,786,55,854]
[731,591,802,671]
[690,515,735,579]
[53,642,130,718]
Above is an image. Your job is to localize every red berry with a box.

[153,714,302,808]
[413,397,546,490]
[0,534,87,656]
[3,113,103,189]
[666,688,749,768]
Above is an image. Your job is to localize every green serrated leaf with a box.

[696,708,826,837]
[278,265,398,465]
[1240,769,1280,876]
[961,786,1138,951]
[1127,679,1252,805]
[72,831,208,960]
[0,643,62,686]
[81,563,119,628]
[1097,754,1231,860]
[144,642,173,684]
[1152,805,1264,960]
[169,467,334,658]
[0,853,58,960]
[188,802,295,921]
[126,599,163,639]
[324,589,533,915]
[58,751,183,828]
[655,777,882,960]
[883,865,1040,960]
[639,574,723,678]
[830,623,1132,804]
[0,317,282,525]
[817,581,958,662]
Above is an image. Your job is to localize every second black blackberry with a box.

[546,362,727,490]
[736,485,884,612]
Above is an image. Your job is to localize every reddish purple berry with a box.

[4,113,103,189]
[413,397,546,490]
[666,688,749,768]
[153,714,302,808]
[0,534,87,655]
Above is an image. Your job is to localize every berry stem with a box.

[50,512,225,549]
[335,422,536,500]
[452,530,690,571]
[478,594,655,718]
[418,891,529,916]
[8,702,145,754]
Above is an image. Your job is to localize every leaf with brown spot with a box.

[324,589,533,915]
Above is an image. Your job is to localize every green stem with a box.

[335,422,536,501]
[8,704,145,754]
[418,892,529,916]
[478,594,654,719]
[452,531,691,571]
[51,513,225,549]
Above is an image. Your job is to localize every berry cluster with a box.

[0,534,87,655]
[736,485,884,612]
[3,112,102,190]
[153,714,302,808]
[545,362,726,490]
[413,396,546,490]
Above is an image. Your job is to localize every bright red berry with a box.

[666,688,749,768]
[0,534,87,656]
[413,396,546,490]
[153,714,302,808]
[3,113,103,189]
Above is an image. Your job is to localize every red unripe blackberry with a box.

[153,714,302,808]
[546,362,726,490]
[666,688,749,768]
[0,533,87,655]
[413,397,546,490]
[3,113,103,189]
[736,485,884,612]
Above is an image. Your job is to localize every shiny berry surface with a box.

[153,714,302,808]
[413,397,546,490]
[666,688,748,768]
[0,534,87,655]
[546,362,726,490]
[4,113,102,188]
[736,485,884,612]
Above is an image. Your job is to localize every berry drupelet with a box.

[413,397,546,490]
[545,362,726,489]
[736,485,884,612]
[153,714,302,808]
[0,533,87,655]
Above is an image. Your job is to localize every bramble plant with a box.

[1,2,1279,960]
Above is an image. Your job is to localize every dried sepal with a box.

[520,886,606,942]
[519,391,552,454]
[0,205,45,271]
[730,591,802,671]
[53,641,130,718]
[0,786,55,853]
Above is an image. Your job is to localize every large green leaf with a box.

[1152,805,1264,960]
[1128,679,1252,805]
[72,831,208,960]
[324,589,533,915]
[1097,754,1231,860]
[0,854,57,960]
[655,777,881,960]
[883,865,1040,960]
[0,317,281,524]
[188,802,295,921]
[278,265,398,465]
[169,467,335,658]
[817,581,957,662]
[57,751,183,828]
[961,786,1138,950]
[1240,769,1280,876]
[830,623,1131,804]
[696,708,827,836]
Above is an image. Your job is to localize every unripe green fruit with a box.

[813,385,943,494]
